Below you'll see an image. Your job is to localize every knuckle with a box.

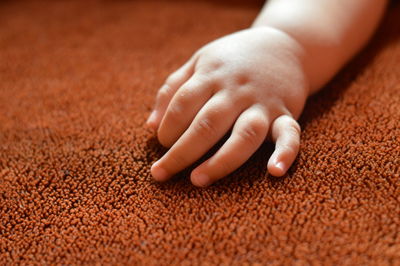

[281,143,299,157]
[194,117,219,139]
[198,57,224,73]
[235,74,250,86]
[173,93,190,110]
[286,121,301,138]
[291,136,301,148]
[238,120,267,146]
[157,84,173,101]
[209,59,224,71]
[291,121,301,135]
[281,115,301,135]
[165,72,181,86]
[166,104,184,123]
[166,152,188,168]
[177,79,203,99]
[218,159,234,176]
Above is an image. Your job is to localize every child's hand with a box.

[146,27,309,187]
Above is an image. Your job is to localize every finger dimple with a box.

[191,106,269,187]
[268,115,301,177]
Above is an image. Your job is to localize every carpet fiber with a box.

[1,0,399,264]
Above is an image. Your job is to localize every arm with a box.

[253,0,388,94]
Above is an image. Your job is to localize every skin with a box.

[147,0,387,187]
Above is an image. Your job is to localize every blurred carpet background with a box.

[0,0,399,264]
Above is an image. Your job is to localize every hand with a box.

[146,27,309,187]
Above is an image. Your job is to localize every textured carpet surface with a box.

[1,0,400,264]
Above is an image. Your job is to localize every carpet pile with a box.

[0,0,399,264]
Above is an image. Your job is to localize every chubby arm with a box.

[147,0,387,187]
[253,0,387,94]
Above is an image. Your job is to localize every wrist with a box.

[248,25,313,97]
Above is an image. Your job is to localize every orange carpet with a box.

[1,0,399,264]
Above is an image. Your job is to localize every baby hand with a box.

[147,27,309,187]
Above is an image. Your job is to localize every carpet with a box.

[1,0,399,264]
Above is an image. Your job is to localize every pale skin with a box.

[146,0,387,187]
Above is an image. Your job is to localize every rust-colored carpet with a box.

[1,0,399,264]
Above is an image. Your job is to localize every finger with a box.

[157,73,214,147]
[151,93,243,182]
[146,56,197,129]
[267,115,301,177]
[190,105,269,187]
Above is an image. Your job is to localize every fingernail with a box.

[192,173,210,187]
[151,162,169,181]
[275,161,285,171]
